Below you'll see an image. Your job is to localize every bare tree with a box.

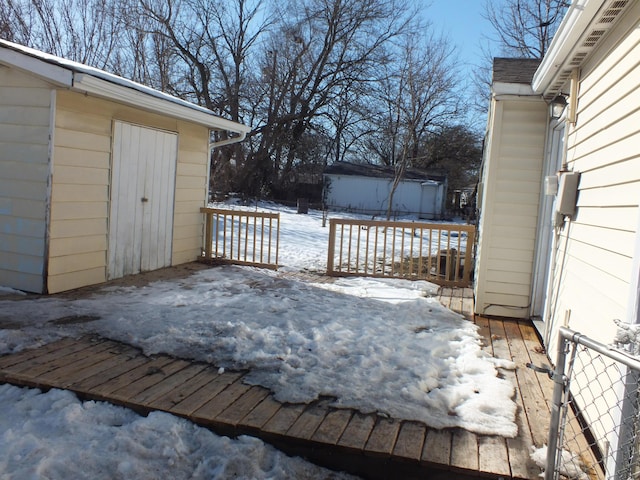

[360,31,461,217]
[469,0,568,121]
[1,0,124,68]
[236,0,415,197]
[484,0,568,59]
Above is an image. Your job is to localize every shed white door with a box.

[108,121,178,280]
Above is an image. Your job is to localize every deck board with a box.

[479,436,511,477]
[0,337,78,369]
[149,367,222,411]
[170,371,244,416]
[287,403,328,441]
[262,403,306,436]
[0,286,570,479]
[312,409,353,445]
[450,429,479,472]
[422,428,452,465]
[216,386,271,426]
[238,394,282,431]
[393,421,426,461]
[132,363,207,405]
[364,417,400,457]
[336,412,376,452]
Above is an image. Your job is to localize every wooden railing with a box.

[327,219,475,286]
[200,207,280,270]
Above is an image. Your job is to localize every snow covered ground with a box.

[0,202,517,478]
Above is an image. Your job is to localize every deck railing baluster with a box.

[200,207,279,270]
[324,218,475,287]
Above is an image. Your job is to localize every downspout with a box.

[206,130,247,204]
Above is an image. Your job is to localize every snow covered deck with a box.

[0,285,556,480]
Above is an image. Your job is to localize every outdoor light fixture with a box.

[550,95,568,119]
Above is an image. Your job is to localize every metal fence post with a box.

[546,328,570,480]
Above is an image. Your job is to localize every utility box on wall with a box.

[556,171,581,216]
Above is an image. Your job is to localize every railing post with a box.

[201,208,213,259]
[462,228,475,284]
[327,219,336,275]
[275,213,280,266]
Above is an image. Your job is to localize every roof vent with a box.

[542,0,631,101]
[583,30,605,47]
[569,52,588,66]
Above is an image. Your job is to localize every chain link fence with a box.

[544,326,640,480]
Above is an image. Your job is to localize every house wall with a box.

[539,8,640,457]
[47,91,209,293]
[545,6,640,350]
[0,66,52,293]
[474,98,548,318]
[324,175,441,217]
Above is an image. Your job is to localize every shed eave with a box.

[0,47,73,87]
[73,73,250,132]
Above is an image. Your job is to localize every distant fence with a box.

[200,207,279,269]
[544,326,640,480]
[326,218,475,286]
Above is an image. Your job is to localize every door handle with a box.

[141,197,149,202]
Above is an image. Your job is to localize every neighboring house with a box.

[323,161,447,219]
[476,0,640,474]
[0,40,250,294]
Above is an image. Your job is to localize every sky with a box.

[0,201,562,479]
[421,0,505,128]
[425,0,498,67]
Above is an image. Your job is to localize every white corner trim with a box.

[73,73,250,132]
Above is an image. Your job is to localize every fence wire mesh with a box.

[547,327,640,480]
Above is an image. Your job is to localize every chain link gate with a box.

[542,326,640,480]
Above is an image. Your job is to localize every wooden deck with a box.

[0,283,557,479]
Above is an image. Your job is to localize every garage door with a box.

[108,121,178,279]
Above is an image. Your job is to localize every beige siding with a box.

[172,120,208,265]
[47,91,208,293]
[475,99,548,318]
[545,11,640,346]
[0,67,51,293]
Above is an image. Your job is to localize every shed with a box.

[323,162,447,219]
[0,40,250,294]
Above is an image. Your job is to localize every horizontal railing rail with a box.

[326,218,475,286]
[200,207,280,270]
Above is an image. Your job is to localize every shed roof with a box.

[0,39,250,133]
[492,58,541,84]
[324,162,446,183]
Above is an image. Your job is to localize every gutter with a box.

[209,130,247,149]
[532,0,598,94]
[533,0,632,98]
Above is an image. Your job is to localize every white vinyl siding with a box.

[0,68,51,293]
[475,99,548,318]
[172,124,209,265]
[545,12,640,345]
[324,175,444,218]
